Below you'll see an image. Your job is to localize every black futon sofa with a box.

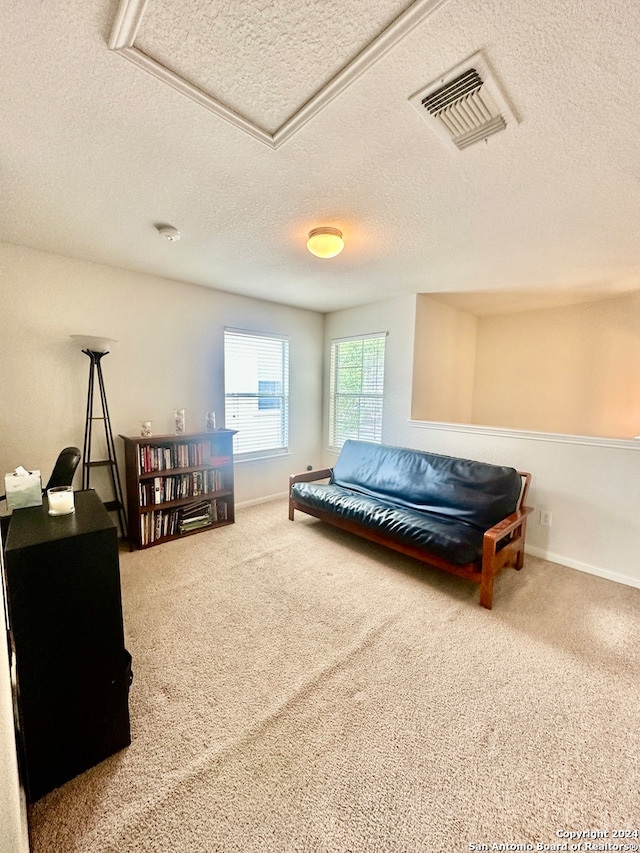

[289,440,532,609]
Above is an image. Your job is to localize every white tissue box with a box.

[4,470,42,510]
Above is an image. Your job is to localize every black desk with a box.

[0,502,11,545]
[3,490,132,801]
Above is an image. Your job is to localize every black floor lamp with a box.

[72,336,127,539]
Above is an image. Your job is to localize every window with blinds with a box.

[224,329,290,457]
[329,333,386,450]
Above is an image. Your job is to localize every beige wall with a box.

[0,242,324,504]
[411,291,640,439]
[472,292,640,438]
[411,295,477,424]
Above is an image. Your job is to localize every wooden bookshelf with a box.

[119,430,236,549]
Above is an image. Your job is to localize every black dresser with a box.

[2,489,132,801]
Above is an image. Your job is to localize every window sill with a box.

[234,451,291,465]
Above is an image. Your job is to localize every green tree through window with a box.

[329,334,386,449]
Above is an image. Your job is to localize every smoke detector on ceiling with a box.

[156,224,181,242]
[409,52,517,151]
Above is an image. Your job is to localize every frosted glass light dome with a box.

[70,335,117,353]
[306,227,344,259]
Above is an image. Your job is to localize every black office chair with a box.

[0,447,82,503]
[43,446,82,492]
[1,447,81,542]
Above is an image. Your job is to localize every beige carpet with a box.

[28,498,640,852]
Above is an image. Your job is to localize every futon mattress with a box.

[291,481,486,566]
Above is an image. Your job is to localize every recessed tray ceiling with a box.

[109,0,447,147]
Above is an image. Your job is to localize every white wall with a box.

[324,293,640,590]
[0,242,324,502]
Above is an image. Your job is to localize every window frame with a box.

[328,332,387,451]
[223,327,290,460]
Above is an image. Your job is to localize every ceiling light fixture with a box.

[306,227,344,259]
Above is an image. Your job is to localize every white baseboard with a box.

[235,500,640,591]
[526,545,640,590]
[236,492,288,509]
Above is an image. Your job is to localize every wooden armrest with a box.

[484,505,534,543]
[480,504,533,608]
[289,468,333,488]
[517,471,532,509]
[288,468,333,520]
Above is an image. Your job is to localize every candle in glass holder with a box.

[47,485,75,515]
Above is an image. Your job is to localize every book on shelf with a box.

[136,440,233,475]
[137,470,226,507]
[178,518,211,533]
[209,455,232,466]
[178,500,213,534]
[180,500,211,521]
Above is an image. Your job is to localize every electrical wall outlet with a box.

[539,510,552,527]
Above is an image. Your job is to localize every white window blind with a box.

[224,329,290,457]
[329,333,386,450]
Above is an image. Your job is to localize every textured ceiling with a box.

[2,0,640,314]
[134,0,411,132]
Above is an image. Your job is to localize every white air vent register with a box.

[409,52,517,150]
